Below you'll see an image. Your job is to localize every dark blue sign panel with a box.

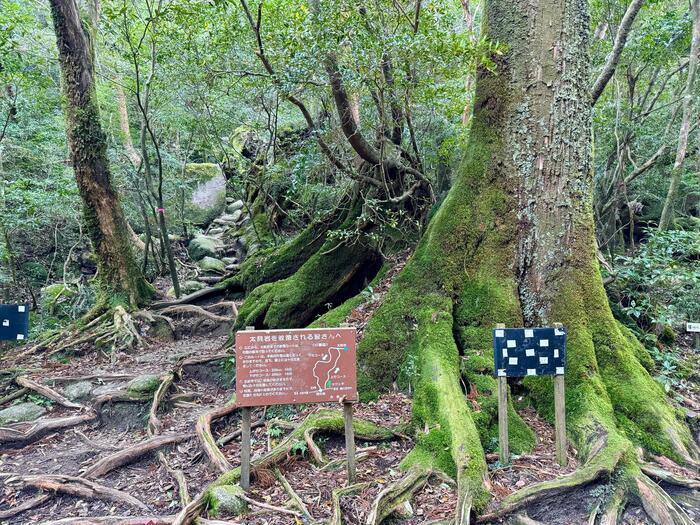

[0,304,29,341]
[493,327,566,377]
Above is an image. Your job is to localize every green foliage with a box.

[608,229,699,331]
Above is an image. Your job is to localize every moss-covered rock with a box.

[126,374,161,398]
[0,402,46,425]
[167,280,205,298]
[188,235,222,261]
[184,163,227,226]
[199,256,226,274]
[208,485,248,517]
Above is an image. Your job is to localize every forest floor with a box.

[1,255,699,524]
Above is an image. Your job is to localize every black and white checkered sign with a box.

[0,304,30,341]
[493,327,566,377]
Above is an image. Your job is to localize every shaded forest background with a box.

[0,0,698,377]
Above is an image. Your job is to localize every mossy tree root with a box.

[365,466,431,525]
[172,409,396,525]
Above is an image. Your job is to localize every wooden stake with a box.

[241,407,251,490]
[554,374,567,466]
[343,401,356,484]
[240,325,255,490]
[496,323,509,464]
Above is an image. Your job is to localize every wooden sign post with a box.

[493,324,568,467]
[687,322,700,351]
[235,326,359,489]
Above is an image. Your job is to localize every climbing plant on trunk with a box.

[48,0,153,308]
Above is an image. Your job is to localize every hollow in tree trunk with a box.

[49,0,153,308]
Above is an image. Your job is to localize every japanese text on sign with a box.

[235,327,357,407]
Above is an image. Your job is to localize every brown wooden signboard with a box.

[235,327,358,407]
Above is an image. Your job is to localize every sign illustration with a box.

[0,304,29,341]
[235,327,357,407]
[493,326,566,377]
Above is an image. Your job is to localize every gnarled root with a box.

[366,466,431,525]
[4,474,150,511]
[0,411,97,448]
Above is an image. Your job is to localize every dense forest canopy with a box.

[0,0,698,524]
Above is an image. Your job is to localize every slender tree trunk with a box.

[659,0,699,230]
[48,0,152,307]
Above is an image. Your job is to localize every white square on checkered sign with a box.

[539,339,549,347]
[495,329,504,338]
[556,367,564,375]
[509,357,518,365]
[498,369,506,377]
[539,356,548,364]
[507,340,516,348]
[17,334,24,340]
[554,349,559,358]
[524,329,534,338]
[17,305,25,312]
[525,348,535,356]
[2,320,8,326]
[527,369,536,376]
[502,349,508,357]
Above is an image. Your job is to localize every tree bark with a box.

[658,0,699,230]
[354,0,698,519]
[48,0,152,307]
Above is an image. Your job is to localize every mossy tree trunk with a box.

[49,0,153,308]
[354,0,698,520]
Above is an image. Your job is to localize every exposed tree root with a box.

[38,516,176,525]
[148,373,175,435]
[239,493,303,518]
[0,411,97,448]
[0,494,51,519]
[328,482,369,525]
[216,413,264,446]
[0,386,29,406]
[21,306,147,358]
[82,434,190,479]
[196,399,238,473]
[635,474,695,525]
[15,375,85,409]
[173,409,395,525]
[274,467,314,522]
[5,474,150,511]
[158,305,232,324]
[640,463,700,489]
[365,466,431,525]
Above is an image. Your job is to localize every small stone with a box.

[221,257,239,265]
[209,485,248,517]
[63,381,93,401]
[198,256,226,274]
[0,402,46,425]
[126,374,162,398]
[230,209,242,223]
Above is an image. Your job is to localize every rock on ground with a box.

[0,402,46,425]
[188,235,222,261]
[209,485,248,517]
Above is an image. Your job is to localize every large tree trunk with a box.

[49,0,152,307]
[353,0,697,521]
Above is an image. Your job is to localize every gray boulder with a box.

[184,163,227,226]
[226,200,244,214]
[64,381,93,401]
[0,402,46,425]
[188,235,222,261]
